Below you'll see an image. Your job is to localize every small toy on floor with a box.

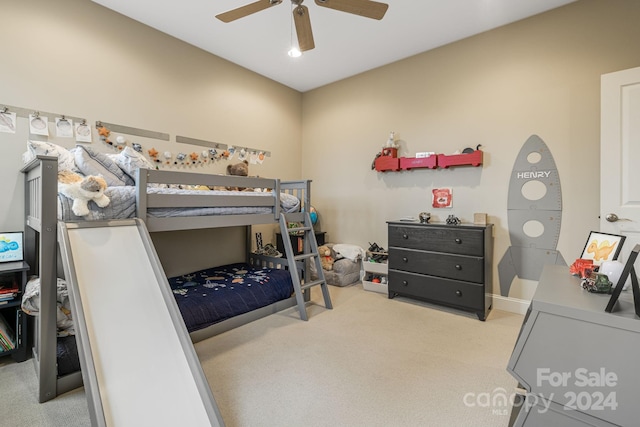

[317,245,335,270]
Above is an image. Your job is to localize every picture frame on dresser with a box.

[580,231,625,266]
[605,243,640,316]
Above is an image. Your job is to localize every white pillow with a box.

[114,146,155,181]
[74,145,134,186]
[26,140,77,171]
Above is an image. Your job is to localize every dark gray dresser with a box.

[507,264,639,427]
[387,221,493,320]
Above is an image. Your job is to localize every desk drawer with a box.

[389,248,484,283]
[388,270,485,310]
[389,225,484,256]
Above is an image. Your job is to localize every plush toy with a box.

[225,160,249,191]
[58,170,110,216]
[227,160,249,177]
[317,245,334,271]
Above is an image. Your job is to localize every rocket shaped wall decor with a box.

[498,135,566,297]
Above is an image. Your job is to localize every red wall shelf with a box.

[399,156,438,170]
[437,150,483,168]
[374,149,483,172]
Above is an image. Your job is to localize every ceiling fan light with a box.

[288,47,302,57]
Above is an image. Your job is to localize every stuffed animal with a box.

[227,160,249,177]
[317,245,334,271]
[225,160,249,191]
[58,170,110,216]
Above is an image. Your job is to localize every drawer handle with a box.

[455,290,462,297]
[455,238,462,244]
[402,257,408,263]
[403,234,408,239]
[455,264,462,270]
[402,280,408,286]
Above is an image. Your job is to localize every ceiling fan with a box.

[216,0,389,52]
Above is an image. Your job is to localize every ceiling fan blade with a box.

[314,0,388,20]
[216,0,282,23]
[294,5,315,52]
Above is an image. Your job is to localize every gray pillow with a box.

[74,145,134,187]
[114,146,155,181]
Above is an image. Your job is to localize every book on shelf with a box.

[0,314,15,351]
[0,293,17,303]
[0,283,19,301]
[0,281,18,299]
[0,335,12,351]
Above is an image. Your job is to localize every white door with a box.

[600,66,640,266]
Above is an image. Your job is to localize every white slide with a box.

[58,219,224,427]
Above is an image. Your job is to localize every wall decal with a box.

[497,135,566,297]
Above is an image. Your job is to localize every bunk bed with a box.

[21,154,313,403]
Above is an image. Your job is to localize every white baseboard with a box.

[492,294,530,315]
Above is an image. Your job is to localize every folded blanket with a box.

[22,277,75,337]
[332,244,366,262]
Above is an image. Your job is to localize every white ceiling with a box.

[92,0,576,92]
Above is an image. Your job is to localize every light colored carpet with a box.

[0,283,523,426]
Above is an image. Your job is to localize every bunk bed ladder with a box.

[279,212,333,321]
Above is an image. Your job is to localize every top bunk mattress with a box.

[20,142,303,223]
[57,186,301,221]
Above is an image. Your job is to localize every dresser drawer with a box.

[389,248,484,283]
[388,225,484,256]
[388,270,485,311]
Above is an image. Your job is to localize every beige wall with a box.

[301,0,640,304]
[2,0,639,305]
[0,0,302,273]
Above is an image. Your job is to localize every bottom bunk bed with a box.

[170,258,298,341]
[21,154,314,403]
[22,251,306,401]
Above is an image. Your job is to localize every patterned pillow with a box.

[74,145,134,186]
[26,140,77,171]
[113,146,155,181]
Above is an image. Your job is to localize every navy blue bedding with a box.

[168,263,294,333]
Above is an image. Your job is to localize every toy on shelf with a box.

[373,146,401,172]
[445,215,461,225]
[437,148,483,168]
